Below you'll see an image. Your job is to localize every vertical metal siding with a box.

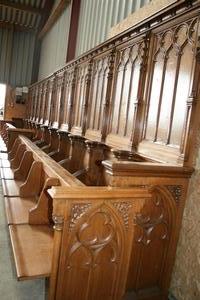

[76,0,151,57]
[10,31,36,86]
[0,28,13,83]
[0,28,35,86]
[38,4,72,80]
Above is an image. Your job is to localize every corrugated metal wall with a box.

[38,4,72,80]
[10,31,36,86]
[0,28,36,86]
[75,0,151,56]
[0,28,13,84]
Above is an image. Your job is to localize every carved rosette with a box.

[52,215,64,231]
[112,202,132,229]
[165,185,182,204]
[69,203,92,229]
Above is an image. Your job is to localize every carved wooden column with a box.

[85,49,115,142]
[82,140,110,185]
[41,76,56,152]
[48,196,65,300]
[180,24,200,165]
[33,83,43,141]
[64,135,87,174]
[70,58,93,136]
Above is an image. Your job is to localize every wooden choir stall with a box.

[1,1,200,299]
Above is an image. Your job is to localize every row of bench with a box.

[0,130,159,299]
[0,122,193,299]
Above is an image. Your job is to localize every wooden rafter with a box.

[38,0,54,32]
[38,0,70,39]
[0,20,36,33]
[0,0,42,15]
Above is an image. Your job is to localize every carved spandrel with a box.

[165,185,182,204]
[69,203,92,229]
[112,201,132,229]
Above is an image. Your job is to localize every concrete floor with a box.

[0,183,45,300]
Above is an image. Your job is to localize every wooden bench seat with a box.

[9,224,53,280]
[4,176,60,225]
[2,179,23,196]
[4,197,36,224]
[3,136,82,284]
[1,158,39,197]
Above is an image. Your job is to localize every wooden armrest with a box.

[9,224,53,280]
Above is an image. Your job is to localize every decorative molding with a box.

[53,215,64,231]
[112,202,132,229]
[108,0,179,39]
[69,203,92,229]
[165,185,182,204]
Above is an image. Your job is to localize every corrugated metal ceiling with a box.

[0,0,48,30]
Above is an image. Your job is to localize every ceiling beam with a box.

[0,0,42,15]
[0,20,36,33]
[38,0,54,33]
[38,0,70,39]
[66,0,81,62]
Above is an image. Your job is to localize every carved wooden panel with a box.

[85,51,114,142]
[32,85,38,121]
[43,77,53,126]
[55,200,132,300]
[28,87,34,120]
[141,17,199,161]
[45,76,55,126]
[60,66,76,132]
[35,83,43,123]
[128,187,172,291]
[52,70,65,129]
[71,60,92,136]
[39,81,48,125]
[106,37,148,150]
